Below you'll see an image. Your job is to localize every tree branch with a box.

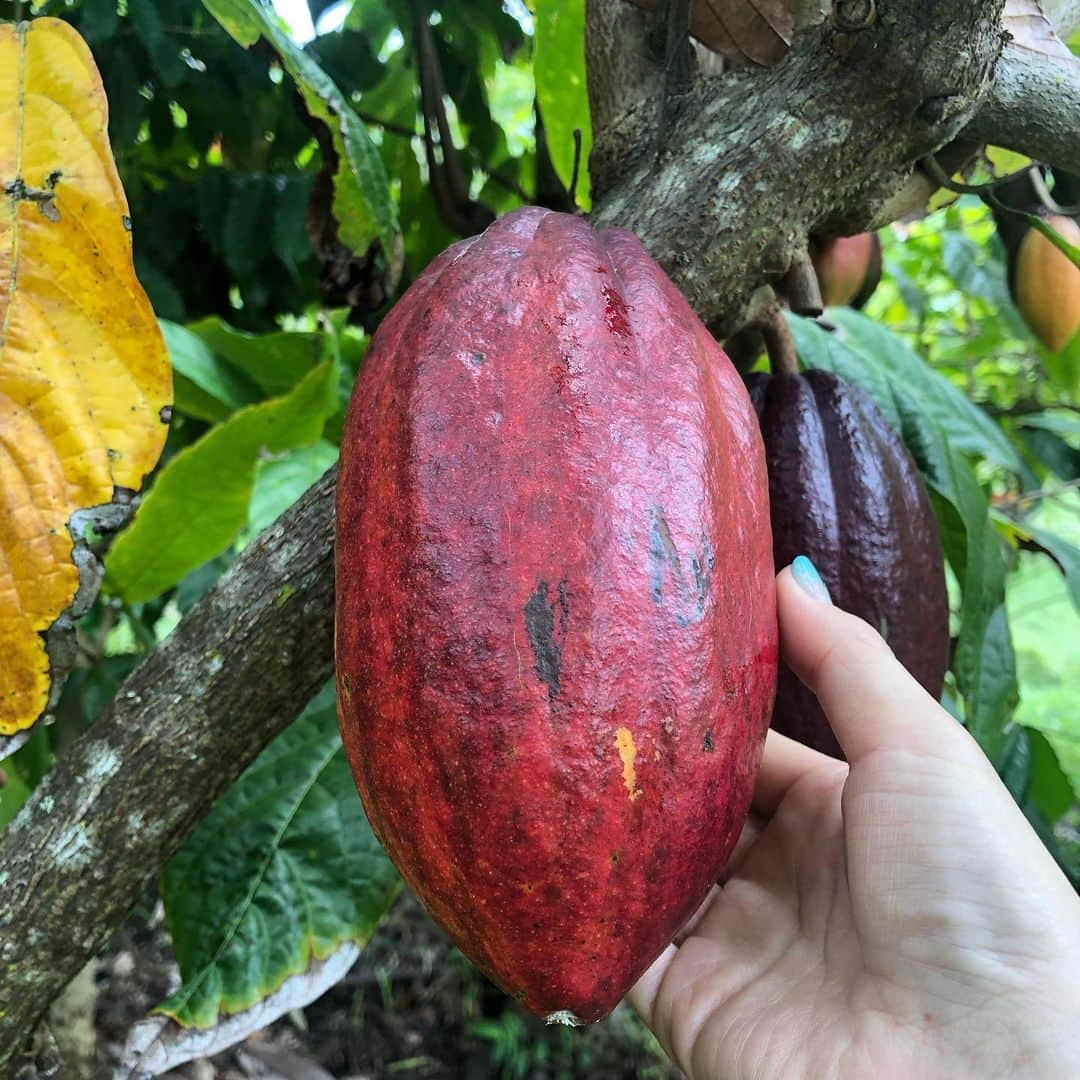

[963,45,1080,176]
[591,0,1008,333]
[0,471,337,1071]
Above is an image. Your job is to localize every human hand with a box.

[631,559,1080,1079]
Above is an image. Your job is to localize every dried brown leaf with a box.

[627,0,795,67]
[1003,0,1077,60]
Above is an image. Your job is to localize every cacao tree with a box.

[0,0,1078,1075]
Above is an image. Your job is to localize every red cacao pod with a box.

[810,233,882,309]
[746,369,948,759]
[1012,213,1080,352]
[336,207,778,1023]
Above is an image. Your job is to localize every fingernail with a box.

[791,555,833,605]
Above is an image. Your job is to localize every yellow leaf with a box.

[0,18,171,737]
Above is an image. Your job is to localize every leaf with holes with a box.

[0,18,171,745]
[156,683,400,1029]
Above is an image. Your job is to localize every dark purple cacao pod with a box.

[745,369,949,759]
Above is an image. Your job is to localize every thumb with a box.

[778,558,968,765]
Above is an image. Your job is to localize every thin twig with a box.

[921,154,1080,219]
[1030,168,1080,217]
[569,128,584,209]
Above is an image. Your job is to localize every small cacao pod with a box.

[336,207,778,1023]
[1011,213,1080,352]
[746,369,949,759]
[810,232,882,309]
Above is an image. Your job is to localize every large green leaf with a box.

[1018,410,1080,480]
[1018,411,1080,443]
[186,316,331,397]
[245,440,339,539]
[824,308,1025,475]
[532,0,592,209]
[105,357,338,603]
[1041,331,1080,399]
[995,726,1077,884]
[157,684,399,1028]
[160,320,262,423]
[1026,728,1077,822]
[129,0,188,87]
[1021,523,1080,612]
[202,0,397,255]
[898,402,1016,758]
[786,314,903,430]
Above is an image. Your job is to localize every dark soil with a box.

[85,890,680,1080]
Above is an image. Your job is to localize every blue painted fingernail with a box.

[792,555,833,605]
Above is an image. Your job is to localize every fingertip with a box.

[790,555,833,605]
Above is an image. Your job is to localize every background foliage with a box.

[0,0,1077,1073]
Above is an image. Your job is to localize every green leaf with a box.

[186,317,330,397]
[160,320,262,423]
[1019,411,1080,443]
[996,725,1032,805]
[134,256,186,324]
[884,257,926,318]
[532,0,592,209]
[1027,728,1076,822]
[105,357,338,603]
[906,411,1015,758]
[157,684,399,1028]
[785,315,902,429]
[1021,523,1080,612]
[222,175,274,278]
[78,0,119,42]
[960,603,1017,756]
[1041,329,1080,399]
[198,0,264,45]
[0,755,33,831]
[245,440,339,538]
[203,0,398,255]
[942,231,1011,307]
[129,0,189,88]
[916,422,1015,758]
[272,174,316,281]
[1020,426,1080,481]
[1018,411,1080,480]
[825,309,1025,474]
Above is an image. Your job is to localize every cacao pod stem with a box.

[759,302,800,376]
[781,249,824,316]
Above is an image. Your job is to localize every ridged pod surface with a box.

[336,208,778,1023]
[746,369,948,759]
